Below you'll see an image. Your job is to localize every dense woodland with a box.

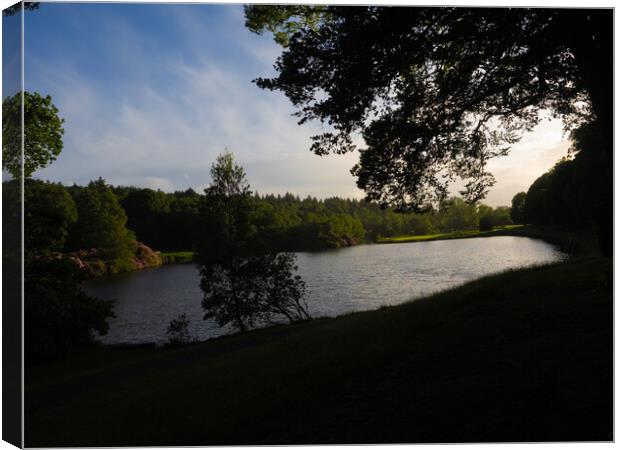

[20,176,516,258]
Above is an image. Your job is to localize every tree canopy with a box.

[66,178,136,269]
[2,91,65,178]
[510,192,527,225]
[245,6,612,212]
[198,152,310,332]
[3,1,39,16]
[24,179,77,256]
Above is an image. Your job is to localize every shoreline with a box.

[378,225,599,256]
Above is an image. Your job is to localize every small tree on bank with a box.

[198,152,310,333]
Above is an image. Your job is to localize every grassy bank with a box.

[378,224,523,243]
[26,256,612,445]
[159,251,196,264]
[379,225,599,255]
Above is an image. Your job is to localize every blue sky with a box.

[22,2,569,205]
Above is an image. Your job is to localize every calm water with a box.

[83,236,567,345]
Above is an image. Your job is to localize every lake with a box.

[83,236,567,345]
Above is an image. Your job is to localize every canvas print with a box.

[2,1,613,446]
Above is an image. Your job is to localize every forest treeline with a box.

[19,177,516,264]
[111,186,515,252]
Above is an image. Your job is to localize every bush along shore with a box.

[64,241,162,277]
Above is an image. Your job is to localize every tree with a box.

[3,2,40,16]
[245,5,326,47]
[120,188,171,248]
[198,152,310,332]
[438,197,478,232]
[2,91,65,178]
[66,178,136,270]
[245,7,611,213]
[511,192,527,224]
[24,180,77,256]
[166,314,192,345]
[25,257,114,361]
[525,172,553,226]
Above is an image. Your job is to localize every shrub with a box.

[166,314,192,345]
[479,216,494,231]
[25,257,115,361]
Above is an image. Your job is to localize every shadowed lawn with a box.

[25,257,612,446]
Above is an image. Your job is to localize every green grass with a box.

[378,225,524,244]
[159,251,196,264]
[378,225,599,255]
[25,256,612,445]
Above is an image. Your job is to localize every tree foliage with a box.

[3,1,39,16]
[245,6,611,212]
[25,257,114,361]
[166,314,192,345]
[3,91,65,178]
[119,188,171,249]
[198,152,310,333]
[510,192,527,224]
[245,4,326,47]
[522,120,610,253]
[66,178,136,270]
[25,179,77,256]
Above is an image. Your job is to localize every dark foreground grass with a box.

[26,257,612,446]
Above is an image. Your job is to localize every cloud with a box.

[30,8,362,199]
[483,120,570,205]
[28,4,569,206]
[144,176,175,191]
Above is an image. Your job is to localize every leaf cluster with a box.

[3,91,65,178]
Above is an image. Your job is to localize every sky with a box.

[21,2,571,206]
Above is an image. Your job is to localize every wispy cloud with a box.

[27,3,568,205]
[30,5,362,198]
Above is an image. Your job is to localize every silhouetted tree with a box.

[66,178,136,270]
[199,152,309,332]
[120,188,171,248]
[246,7,611,217]
[25,257,114,361]
[166,314,192,345]
[511,192,527,224]
[2,91,64,178]
[3,1,39,16]
[24,180,77,256]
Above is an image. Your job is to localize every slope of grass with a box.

[378,225,523,244]
[159,251,196,264]
[25,256,612,446]
[379,225,599,255]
